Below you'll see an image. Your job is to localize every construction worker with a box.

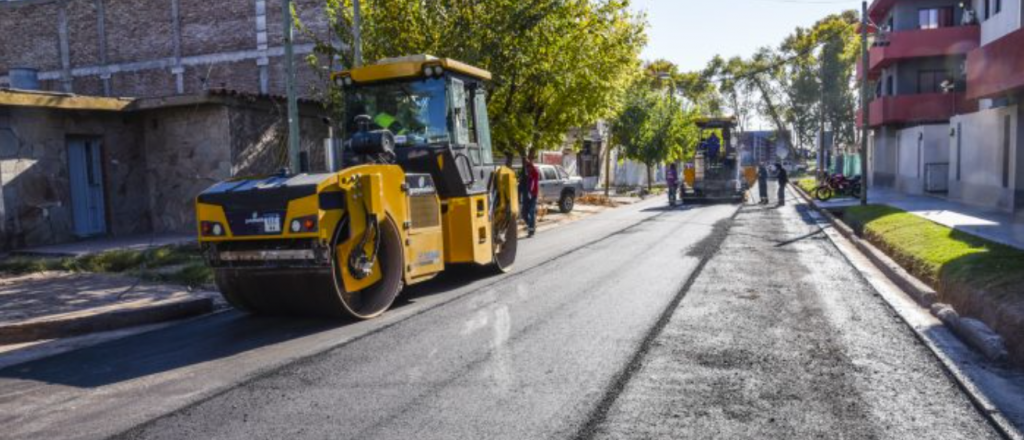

[522,154,541,237]
[666,163,679,206]
[775,163,789,206]
[757,163,770,204]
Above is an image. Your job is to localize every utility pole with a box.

[352,0,363,67]
[860,1,870,205]
[282,0,301,174]
[604,135,612,197]
[818,71,826,181]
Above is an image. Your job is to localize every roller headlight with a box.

[289,215,318,233]
[201,221,226,237]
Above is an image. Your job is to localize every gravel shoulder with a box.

[590,185,1002,440]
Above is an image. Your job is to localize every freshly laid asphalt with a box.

[0,185,1004,439]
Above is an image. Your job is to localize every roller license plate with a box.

[262,214,281,233]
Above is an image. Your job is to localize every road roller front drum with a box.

[331,216,405,319]
[212,216,405,320]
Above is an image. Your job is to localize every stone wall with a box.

[0,106,149,248]
[142,104,232,234]
[0,0,333,99]
[142,99,329,234]
[228,101,329,177]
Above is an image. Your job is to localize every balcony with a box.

[966,28,1024,100]
[858,26,980,80]
[857,92,978,127]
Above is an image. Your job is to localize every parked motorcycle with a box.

[814,173,862,201]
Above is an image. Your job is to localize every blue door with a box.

[67,139,107,237]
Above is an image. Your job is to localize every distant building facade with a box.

[0,0,333,98]
[859,0,980,194]
[862,0,1024,217]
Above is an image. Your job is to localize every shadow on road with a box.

[640,205,699,213]
[0,266,498,389]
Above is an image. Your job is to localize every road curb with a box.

[0,296,214,345]
[792,184,1022,440]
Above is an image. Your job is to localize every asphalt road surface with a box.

[0,184,1003,440]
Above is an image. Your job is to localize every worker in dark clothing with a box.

[666,163,679,206]
[775,163,789,206]
[757,163,770,204]
[522,155,541,237]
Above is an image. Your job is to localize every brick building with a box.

[0,0,333,99]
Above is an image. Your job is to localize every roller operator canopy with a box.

[695,116,738,129]
[332,55,492,86]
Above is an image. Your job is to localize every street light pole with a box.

[860,1,870,205]
[282,0,301,174]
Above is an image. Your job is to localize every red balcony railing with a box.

[858,26,979,80]
[857,92,977,127]
[966,28,1024,100]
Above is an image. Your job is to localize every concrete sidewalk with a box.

[0,271,215,348]
[816,188,1024,250]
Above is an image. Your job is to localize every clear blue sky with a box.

[630,0,863,72]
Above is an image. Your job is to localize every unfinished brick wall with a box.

[0,0,332,99]
[0,2,62,74]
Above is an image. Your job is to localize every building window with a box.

[918,70,949,94]
[996,0,1002,14]
[919,7,954,29]
[984,0,991,19]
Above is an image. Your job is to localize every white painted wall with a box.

[893,124,950,194]
[975,0,1022,44]
[949,104,1020,210]
[871,128,899,188]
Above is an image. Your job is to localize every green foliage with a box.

[781,11,860,150]
[0,245,209,288]
[0,257,68,275]
[843,205,1024,299]
[796,177,817,194]
[611,76,700,188]
[307,0,647,158]
[702,11,859,154]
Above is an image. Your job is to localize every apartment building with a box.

[0,0,332,99]
[952,0,1024,214]
[860,0,981,194]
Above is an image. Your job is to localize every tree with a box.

[700,11,859,162]
[611,77,699,191]
[778,11,859,154]
[302,0,646,160]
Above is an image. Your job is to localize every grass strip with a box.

[844,205,1024,303]
[0,245,214,288]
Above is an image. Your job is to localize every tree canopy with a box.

[611,72,700,190]
[305,0,646,159]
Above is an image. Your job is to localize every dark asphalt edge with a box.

[111,199,683,440]
[791,185,1024,440]
[571,206,741,440]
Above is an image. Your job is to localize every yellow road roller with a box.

[195,55,519,319]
